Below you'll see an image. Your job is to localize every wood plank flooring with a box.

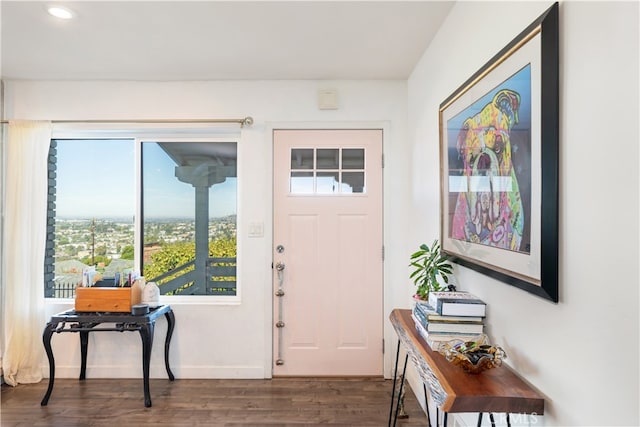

[1,378,427,426]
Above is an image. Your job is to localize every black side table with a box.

[41,304,175,407]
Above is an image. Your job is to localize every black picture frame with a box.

[438,3,559,302]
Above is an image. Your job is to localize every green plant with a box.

[409,240,453,300]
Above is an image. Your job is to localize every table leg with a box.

[393,353,409,427]
[163,309,175,380]
[139,322,155,407]
[423,383,432,427]
[388,339,401,427]
[79,330,89,380]
[41,323,56,406]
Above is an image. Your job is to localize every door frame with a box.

[264,121,390,378]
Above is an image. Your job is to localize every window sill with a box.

[45,296,242,306]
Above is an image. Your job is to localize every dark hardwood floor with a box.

[1,377,427,426]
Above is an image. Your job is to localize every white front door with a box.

[273,129,383,376]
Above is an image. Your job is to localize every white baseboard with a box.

[42,364,266,379]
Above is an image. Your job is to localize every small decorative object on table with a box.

[440,334,506,374]
[142,281,161,307]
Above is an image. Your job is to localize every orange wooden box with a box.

[75,286,141,312]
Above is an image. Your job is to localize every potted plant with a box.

[409,240,453,301]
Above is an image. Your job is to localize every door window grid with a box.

[289,148,365,194]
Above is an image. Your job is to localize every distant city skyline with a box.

[55,139,237,218]
[56,215,236,221]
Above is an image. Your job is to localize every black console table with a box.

[41,304,175,407]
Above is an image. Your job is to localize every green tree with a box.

[144,237,237,282]
[144,242,197,281]
[121,245,135,260]
[208,237,236,258]
[80,255,111,268]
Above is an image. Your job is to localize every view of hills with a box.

[52,216,237,297]
[55,216,236,263]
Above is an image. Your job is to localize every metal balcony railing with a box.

[51,257,237,298]
[148,257,237,296]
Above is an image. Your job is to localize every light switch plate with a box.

[248,221,264,238]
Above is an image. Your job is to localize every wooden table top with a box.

[390,308,544,414]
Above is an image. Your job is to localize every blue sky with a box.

[142,142,237,218]
[55,139,236,219]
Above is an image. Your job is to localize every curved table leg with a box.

[139,322,155,407]
[41,323,56,406]
[79,330,89,380]
[163,309,175,381]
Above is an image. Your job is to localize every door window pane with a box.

[316,149,339,169]
[291,149,314,169]
[342,172,365,193]
[317,172,340,194]
[290,171,314,194]
[342,149,365,169]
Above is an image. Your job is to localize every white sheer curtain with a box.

[1,121,52,386]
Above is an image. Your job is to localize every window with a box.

[46,138,237,298]
[141,141,237,296]
[46,139,135,298]
[290,147,365,194]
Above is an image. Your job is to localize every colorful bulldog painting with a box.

[450,86,528,253]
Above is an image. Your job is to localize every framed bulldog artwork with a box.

[439,3,559,302]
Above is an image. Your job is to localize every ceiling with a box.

[0,1,454,81]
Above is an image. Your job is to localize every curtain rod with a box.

[0,116,254,127]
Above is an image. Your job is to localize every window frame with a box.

[136,137,240,304]
[45,128,241,304]
[288,146,367,195]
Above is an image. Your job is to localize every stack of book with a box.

[412,291,487,351]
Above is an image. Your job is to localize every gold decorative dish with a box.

[440,335,506,374]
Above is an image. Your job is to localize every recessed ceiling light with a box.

[47,6,75,20]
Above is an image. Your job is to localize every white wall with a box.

[2,79,411,379]
[3,1,639,424]
[0,82,4,382]
[407,1,639,426]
